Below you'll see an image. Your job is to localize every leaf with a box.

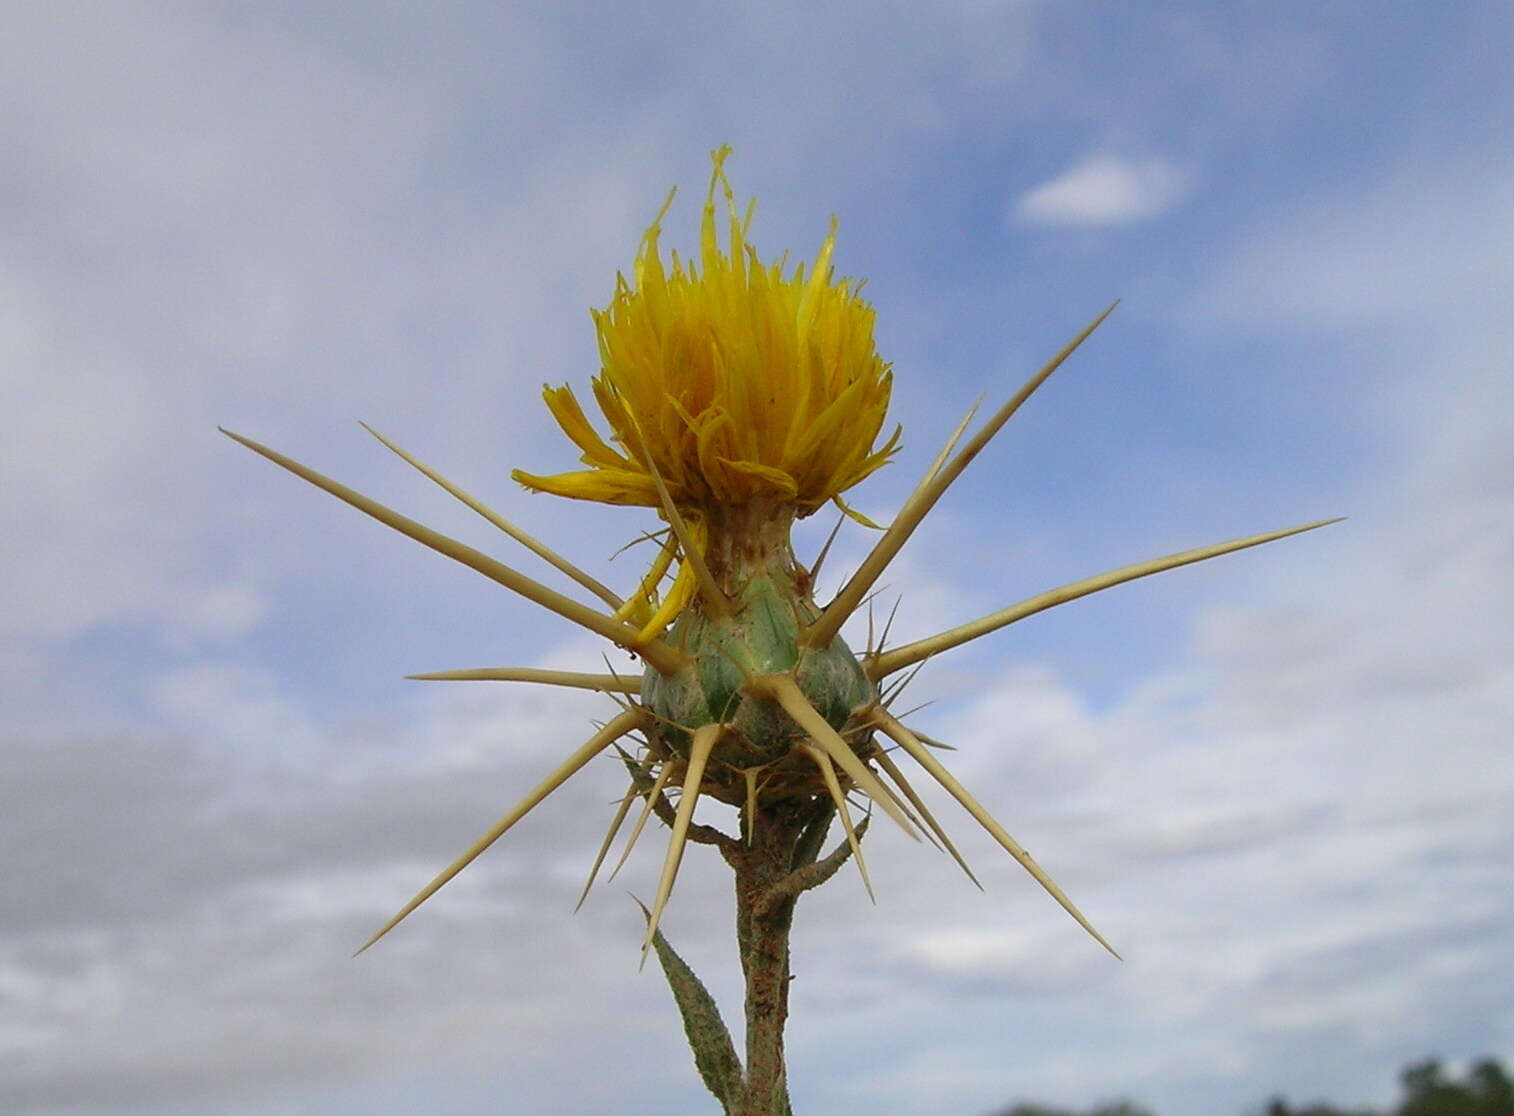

[633,898,743,1111]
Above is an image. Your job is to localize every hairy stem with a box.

[722,797,832,1115]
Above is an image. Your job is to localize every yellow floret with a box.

[513,146,899,518]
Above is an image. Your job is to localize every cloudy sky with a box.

[4,3,1512,1114]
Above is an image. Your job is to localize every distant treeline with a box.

[988,1056,1513,1116]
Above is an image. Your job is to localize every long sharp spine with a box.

[870,517,1345,678]
[804,304,1117,651]
[872,708,1119,959]
[354,707,649,956]
[641,725,722,962]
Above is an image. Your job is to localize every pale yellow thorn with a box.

[877,596,903,657]
[872,747,981,889]
[353,707,649,955]
[755,674,919,839]
[802,745,874,902]
[742,767,762,847]
[641,443,732,619]
[641,725,721,961]
[869,517,1346,678]
[405,667,640,694]
[608,759,678,882]
[598,657,652,725]
[609,525,672,561]
[871,708,1120,959]
[359,422,624,610]
[596,683,639,720]
[878,655,930,708]
[805,303,1118,651]
[923,394,984,483]
[914,730,957,752]
[220,429,688,676]
[600,651,650,699]
[575,778,643,913]
[806,513,847,592]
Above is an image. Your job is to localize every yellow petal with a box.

[511,467,659,507]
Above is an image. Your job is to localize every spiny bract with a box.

[222,146,1338,962]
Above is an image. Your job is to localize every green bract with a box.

[641,576,875,804]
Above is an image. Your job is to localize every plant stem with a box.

[723,796,831,1116]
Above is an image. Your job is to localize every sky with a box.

[3,2,1512,1114]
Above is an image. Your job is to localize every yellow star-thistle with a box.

[222,147,1339,1029]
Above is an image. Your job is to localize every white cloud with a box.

[6,4,1514,1116]
[162,582,269,646]
[1189,161,1514,335]
[150,662,326,767]
[0,677,692,1112]
[1014,154,1193,227]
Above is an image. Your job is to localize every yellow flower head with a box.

[511,146,900,522]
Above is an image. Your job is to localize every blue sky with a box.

[4,3,1512,1114]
